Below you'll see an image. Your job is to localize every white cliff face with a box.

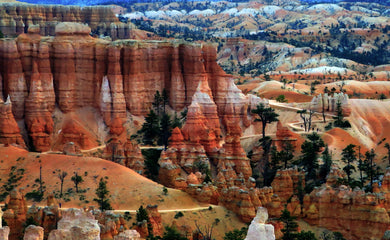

[245,207,275,240]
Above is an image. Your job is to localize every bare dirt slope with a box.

[348,99,390,158]
[0,146,205,210]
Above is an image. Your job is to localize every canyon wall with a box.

[0,22,252,152]
[0,3,132,40]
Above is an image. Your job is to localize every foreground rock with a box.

[48,209,100,240]
[245,207,275,240]
[23,225,44,240]
[0,208,10,240]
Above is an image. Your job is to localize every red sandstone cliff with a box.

[0,3,131,40]
[0,22,251,152]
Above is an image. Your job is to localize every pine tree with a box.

[279,207,298,240]
[300,133,325,183]
[152,91,162,116]
[363,149,381,192]
[319,145,332,183]
[341,144,357,185]
[159,113,172,149]
[93,178,112,211]
[162,88,169,113]
[171,112,183,129]
[136,205,149,222]
[162,226,188,240]
[140,110,160,145]
[71,172,83,193]
[251,103,279,139]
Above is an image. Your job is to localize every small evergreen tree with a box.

[171,113,183,129]
[159,113,172,149]
[162,88,169,113]
[251,103,279,139]
[136,205,149,222]
[71,172,83,193]
[93,178,112,211]
[223,227,247,240]
[319,145,332,183]
[300,133,325,184]
[296,231,317,240]
[341,144,357,185]
[363,149,381,192]
[276,95,288,103]
[333,100,350,128]
[153,91,162,116]
[260,136,275,186]
[279,207,298,240]
[142,149,161,181]
[139,110,160,145]
[279,141,295,169]
[161,226,188,240]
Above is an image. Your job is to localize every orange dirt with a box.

[0,146,206,210]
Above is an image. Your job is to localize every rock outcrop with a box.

[0,3,131,40]
[302,184,390,240]
[146,205,163,237]
[0,208,9,240]
[48,208,100,240]
[23,225,44,240]
[3,189,28,240]
[310,93,351,116]
[0,227,9,240]
[113,230,141,240]
[0,95,25,148]
[245,207,275,240]
[93,210,128,240]
[0,23,255,154]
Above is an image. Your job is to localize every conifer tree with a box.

[341,144,357,185]
[93,178,112,211]
[300,133,325,183]
[140,110,160,145]
[251,103,279,138]
[279,207,298,240]
[319,145,332,183]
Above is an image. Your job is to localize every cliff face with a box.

[0,3,131,40]
[0,22,246,152]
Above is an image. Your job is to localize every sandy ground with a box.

[0,146,205,210]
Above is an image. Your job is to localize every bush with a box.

[124,211,132,221]
[224,227,247,240]
[324,122,333,131]
[276,95,288,103]
[174,211,184,219]
[161,226,187,240]
[25,190,43,202]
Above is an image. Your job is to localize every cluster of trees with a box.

[278,206,346,240]
[137,89,186,148]
[250,101,389,195]
[338,144,384,192]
